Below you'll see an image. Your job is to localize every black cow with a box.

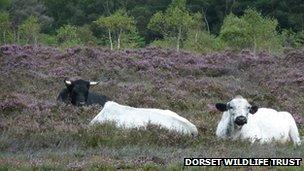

[57,79,108,106]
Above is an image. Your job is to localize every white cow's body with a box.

[90,101,198,136]
[216,104,301,145]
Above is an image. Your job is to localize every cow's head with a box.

[64,79,99,106]
[215,96,258,128]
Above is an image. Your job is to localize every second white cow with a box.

[90,101,198,136]
[215,96,301,146]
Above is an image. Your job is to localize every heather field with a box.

[0,45,304,170]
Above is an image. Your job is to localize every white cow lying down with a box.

[215,96,301,146]
[90,101,198,136]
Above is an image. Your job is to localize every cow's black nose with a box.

[235,116,247,126]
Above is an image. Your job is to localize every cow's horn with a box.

[65,80,72,85]
[89,81,100,85]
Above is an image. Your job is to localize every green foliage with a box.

[243,9,282,54]
[151,37,177,49]
[3,0,302,44]
[165,0,192,32]
[0,0,10,10]
[95,9,136,49]
[0,11,13,44]
[296,30,304,47]
[148,0,193,37]
[147,11,164,36]
[184,31,225,53]
[95,9,135,33]
[0,1,303,52]
[183,12,221,53]
[76,25,97,46]
[39,33,57,46]
[219,13,251,50]
[191,12,205,32]
[120,28,145,49]
[18,16,40,44]
[169,0,187,10]
[56,24,81,47]
[281,29,304,48]
[9,0,53,32]
[219,9,283,54]
[148,0,193,51]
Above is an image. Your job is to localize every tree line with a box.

[0,0,303,54]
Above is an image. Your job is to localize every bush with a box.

[281,29,304,48]
[150,37,177,49]
[219,9,283,54]
[120,29,145,49]
[184,31,225,53]
[18,16,41,45]
[39,34,57,46]
[76,25,97,46]
[56,25,81,47]
[219,13,251,50]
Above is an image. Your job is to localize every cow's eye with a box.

[228,106,233,110]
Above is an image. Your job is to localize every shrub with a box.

[150,37,177,49]
[219,13,251,50]
[184,31,225,53]
[76,25,97,46]
[18,16,41,45]
[219,9,283,54]
[281,29,304,48]
[39,33,57,46]
[56,25,81,47]
[120,28,145,49]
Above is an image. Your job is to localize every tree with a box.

[219,9,282,54]
[120,28,145,49]
[18,16,40,45]
[148,0,193,51]
[243,9,281,54]
[95,9,135,50]
[77,25,97,45]
[56,24,80,47]
[9,0,53,33]
[95,13,114,50]
[190,12,205,43]
[219,13,251,50]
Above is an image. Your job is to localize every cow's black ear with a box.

[215,103,228,112]
[250,105,258,114]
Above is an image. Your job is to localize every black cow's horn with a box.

[65,80,72,85]
[89,81,100,85]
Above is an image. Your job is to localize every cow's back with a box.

[90,101,198,136]
[87,92,108,106]
[242,108,295,143]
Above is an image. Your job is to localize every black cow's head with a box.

[64,79,99,106]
